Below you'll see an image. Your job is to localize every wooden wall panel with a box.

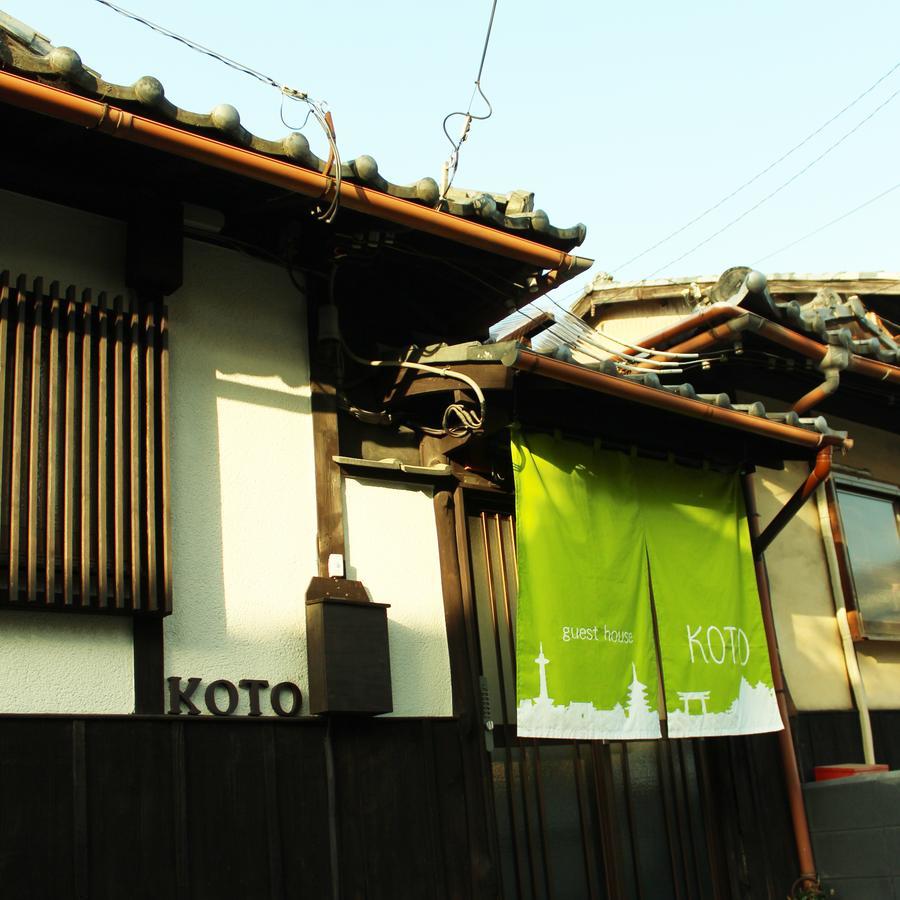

[273,723,332,899]
[0,271,170,615]
[84,720,178,900]
[0,720,77,899]
[0,715,814,899]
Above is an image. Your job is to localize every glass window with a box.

[833,476,900,639]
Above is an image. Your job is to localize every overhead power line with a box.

[92,0,342,221]
[753,181,900,265]
[439,0,499,201]
[639,84,900,279]
[610,58,900,276]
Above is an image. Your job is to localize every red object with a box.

[814,763,889,781]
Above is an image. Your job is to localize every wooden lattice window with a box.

[0,272,172,614]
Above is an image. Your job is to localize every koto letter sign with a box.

[166,677,303,717]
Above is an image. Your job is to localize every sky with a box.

[5,0,899,313]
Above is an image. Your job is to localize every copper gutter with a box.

[743,471,819,893]
[636,304,900,387]
[625,305,748,354]
[506,348,851,451]
[0,71,590,273]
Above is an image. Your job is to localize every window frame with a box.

[826,471,900,640]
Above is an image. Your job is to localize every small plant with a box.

[789,877,833,899]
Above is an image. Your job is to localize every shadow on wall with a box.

[165,240,317,709]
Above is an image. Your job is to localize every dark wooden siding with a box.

[0,716,490,900]
[795,710,900,781]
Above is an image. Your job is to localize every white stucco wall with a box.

[343,477,453,717]
[0,189,455,717]
[0,189,134,713]
[751,410,900,711]
[754,464,854,711]
[164,240,319,716]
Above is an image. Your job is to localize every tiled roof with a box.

[0,11,586,249]
[420,339,851,450]
[573,268,899,365]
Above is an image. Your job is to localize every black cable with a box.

[641,84,900,279]
[611,57,900,275]
[753,181,900,265]
[93,0,342,221]
[92,0,298,94]
[439,0,499,200]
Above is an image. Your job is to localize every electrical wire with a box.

[341,340,487,435]
[610,57,900,275]
[92,0,300,93]
[639,84,900,280]
[92,0,342,221]
[439,0,499,202]
[541,293,708,361]
[753,181,900,266]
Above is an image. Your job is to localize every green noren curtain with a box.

[513,427,781,740]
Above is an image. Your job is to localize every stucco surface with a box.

[0,611,134,712]
[164,240,318,716]
[0,188,128,294]
[754,414,900,712]
[755,464,853,711]
[342,477,453,718]
[0,190,134,713]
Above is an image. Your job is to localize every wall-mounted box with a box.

[305,576,392,715]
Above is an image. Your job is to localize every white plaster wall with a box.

[0,189,134,713]
[754,464,853,711]
[164,240,318,716]
[342,477,453,717]
[593,299,693,352]
[751,409,900,711]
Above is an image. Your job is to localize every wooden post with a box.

[305,276,346,576]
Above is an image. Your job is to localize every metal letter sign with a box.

[166,677,304,717]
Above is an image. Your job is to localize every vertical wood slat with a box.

[96,294,109,608]
[129,301,141,611]
[8,276,27,601]
[112,296,125,609]
[63,287,77,606]
[26,278,43,603]
[80,290,92,606]
[1,275,169,615]
[144,307,158,612]
[0,273,8,574]
[45,284,60,604]
[159,311,173,614]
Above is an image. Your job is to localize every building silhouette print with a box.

[516,644,661,740]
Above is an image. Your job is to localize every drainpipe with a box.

[743,473,819,892]
[755,447,833,556]
[792,369,841,416]
[815,484,876,765]
[0,71,592,274]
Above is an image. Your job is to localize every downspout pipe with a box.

[755,446,833,556]
[792,368,841,416]
[743,473,819,892]
[0,71,592,273]
[815,483,876,765]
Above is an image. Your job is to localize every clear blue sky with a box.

[7,0,900,308]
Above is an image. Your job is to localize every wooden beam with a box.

[307,285,346,576]
[385,362,512,405]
